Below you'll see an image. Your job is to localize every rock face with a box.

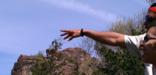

[11,48,100,75]
[11,55,37,75]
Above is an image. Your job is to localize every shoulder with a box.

[124,33,146,43]
[124,33,146,57]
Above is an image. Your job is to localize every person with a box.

[60,3,156,75]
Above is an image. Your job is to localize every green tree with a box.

[31,52,51,75]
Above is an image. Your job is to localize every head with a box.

[144,3,156,30]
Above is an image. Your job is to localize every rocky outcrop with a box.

[11,55,37,75]
[11,48,101,75]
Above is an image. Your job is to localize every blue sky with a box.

[0,0,149,75]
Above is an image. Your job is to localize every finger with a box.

[64,35,71,40]
[60,30,71,32]
[68,36,75,41]
[60,33,68,36]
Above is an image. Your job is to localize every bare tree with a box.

[146,0,156,4]
[78,37,95,55]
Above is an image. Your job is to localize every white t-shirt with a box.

[124,34,155,75]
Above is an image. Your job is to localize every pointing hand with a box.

[60,29,82,41]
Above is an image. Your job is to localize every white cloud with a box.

[42,0,122,23]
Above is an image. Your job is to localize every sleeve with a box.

[124,34,146,57]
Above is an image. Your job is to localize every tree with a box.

[49,38,63,50]
[146,0,156,4]
[78,37,95,55]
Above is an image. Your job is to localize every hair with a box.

[150,3,156,7]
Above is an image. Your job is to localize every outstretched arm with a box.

[60,29,126,48]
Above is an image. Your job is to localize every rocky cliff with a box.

[12,48,102,75]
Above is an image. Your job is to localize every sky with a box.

[0,0,149,75]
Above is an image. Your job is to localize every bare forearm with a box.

[83,29,125,46]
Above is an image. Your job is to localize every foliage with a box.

[94,45,144,75]
[49,38,63,50]
[110,18,144,35]
[31,52,52,75]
